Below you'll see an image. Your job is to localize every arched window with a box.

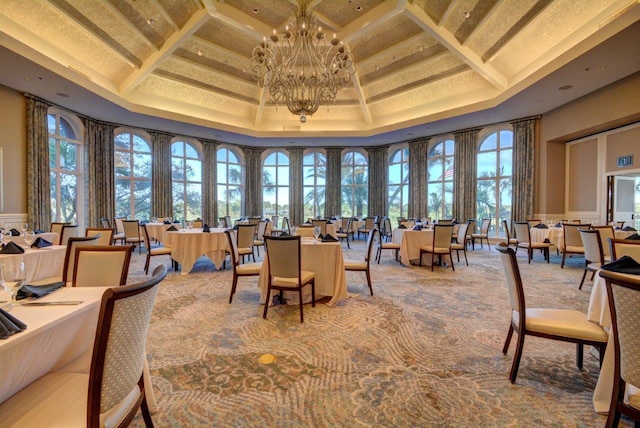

[263,151,290,217]
[477,129,513,235]
[388,147,409,220]
[171,139,202,222]
[114,130,152,220]
[217,147,243,219]
[48,109,84,225]
[341,151,368,217]
[303,151,326,218]
[427,139,454,221]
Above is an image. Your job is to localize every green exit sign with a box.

[618,155,633,167]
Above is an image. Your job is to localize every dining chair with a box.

[225,215,232,229]
[495,243,608,384]
[375,225,401,264]
[419,224,455,271]
[71,245,134,287]
[0,265,167,427]
[59,224,80,246]
[437,219,454,225]
[599,270,640,428]
[123,220,144,254]
[142,223,174,274]
[311,219,327,236]
[381,217,393,242]
[513,222,550,263]
[262,235,315,323]
[270,216,285,235]
[296,225,315,237]
[592,225,615,260]
[578,228,606,290]
[358,217,376,240]
[344,228,377,295]
[471,218,491,250]
[85,227,115,246]
[113,217,127,244]
[253,220,268,256]
[337,217,354,245]
[501,220,518,248]
[609,238,640,261]
[526,219,542,227]
[236,224,256,263]
[191,219,203,228]
[99,217,112,229]
[451,221,470,266]
[50,221,70,244]
[561,223,589,268]
[615,221,626,229]
[465,219,476,249]
[226,230,262,304]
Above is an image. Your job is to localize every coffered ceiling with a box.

[0,0,639,146]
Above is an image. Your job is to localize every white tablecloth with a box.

[144,223,181,244]
[0,246,66,284]
[392,228,449,267]
[529,227,634,249]
[258,240,347,306]
[587,271,640,414]
[164,228,228,274]
[7,232,59,248]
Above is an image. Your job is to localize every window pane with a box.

[217,163,228,183]
[134,153,152,177]
[229,165,241,184]
[500,131,513,148]
[477,152,496,177]
[500,149,512,176]
[263,166,276,185]
[48,115,56,134]
[228,150,240,164]
[115,152,131,177]
[480,133,497,151]
[114,134,130,150]
[185,143,198,158]
[303,166,315,185]
[133,135,150,152]
[389,163,401,185]
[278,166,290,185]
[59,141,77,171]
[428,159,443,182]
[186,159,201,181]
[172,142,184,157]
[172,158,184,181]
[444,140,454,156]
[59,117,75,140]
[49,138,57,169]
[428,142,443,157]
[217,148,227,162]
[264,153,277,165]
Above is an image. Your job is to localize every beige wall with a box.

[0,84,27,214]
[567,139,598,212]
[606,126,640,173]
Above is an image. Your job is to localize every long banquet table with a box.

[0,245,66,284]
[529,226,635,249]
[258,239,348,306]
[164,228,228,274]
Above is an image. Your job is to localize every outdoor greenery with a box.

[341,151,368,217]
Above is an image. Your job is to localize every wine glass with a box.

[23,231,36,248]
[1,229,11,247]
[0,258,26,310]
[313,226,321,242]
[21,223,29,235]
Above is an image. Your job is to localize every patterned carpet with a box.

[125,238,624,427]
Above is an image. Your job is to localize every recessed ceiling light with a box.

[24,76,32,81]
[558,85,573,91]
[253,8,259,14]
[56,92,70,98]
[463,11,471,18]
[356,6,363,11]
[597,67,606,72]
[197,50,203,56]
[147,18,155,25]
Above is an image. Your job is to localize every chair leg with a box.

[450,253,455,271]
[229,274,238,304]
[144,255,150,275]
[138,378,154,428]
[509,329,525,384]
[561,252,566,268]
[431,254,435,271]
[528,248,532,263]
[579,268,588,290]
[576,343,584,370]
[298,287,304,323]
[463,249,468,266]
[262,288,271,319]
[376,247,381,264]
[502,324,514,354]
[365,269,373,296]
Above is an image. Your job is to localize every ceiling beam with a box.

[100,0,157,51]
[351,67,372,126]
[151,0,179,32]
[404,2,508,90]
[255,86,269,126]
[201,0,273,37]
[339,0,407,43]
[119,8,209,95]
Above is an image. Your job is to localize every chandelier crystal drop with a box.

[250,1,356,123]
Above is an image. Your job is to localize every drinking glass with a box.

[21,223,29,235]
[23,231,36,248]
[291,226,298,236]
[0,258,26,310]
[313,226,321,242]
[1,230,11,246]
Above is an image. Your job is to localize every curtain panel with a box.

[85,119,115,227]
[366,146,388,218]
[324,148,343,217]
[244,147,264,217]
[288,147,304,226]
[151,132,173,220]
[511,117,538,223]
[408,138,429,219]
[202,140,218,225]
[25,96,52,231]
[453,129,480,223]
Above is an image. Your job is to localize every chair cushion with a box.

[629,388,640,410]
[471,233,487,238]
[253,240,264,246]
[451,243,465,250]
[272,270,314,287]
[586,263,601,272]
[420,245,450,254]
[236,262,262,275]
[517,242,548,249]
[150,247,172,256]
[238,247,253,255]
[564,245,584,253]
[344,260,367,270]
[512,308,608,342]
[381,243,401,249]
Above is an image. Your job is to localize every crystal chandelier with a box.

[250,1,356,123]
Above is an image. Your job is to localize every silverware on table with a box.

[21,300,84,306]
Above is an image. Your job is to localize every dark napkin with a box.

[327,221,333,224]
[31,237,53,248]
[413,225,423,230]
[166,225,178,232]
[279,231,289,236]
[173,220,180,223]
[34,229,46,234]
[623,226,637,231]
[625,233,640,240]
[330,217,337,220]
[9,228,21,236]
[0,308,27,339]
[398,224,407,229]
[305,221,311,224]
[352,217,359,221]
[203,224,210,232]
[601,256,640,275]
[232,224,239,230]
[0,242,25,254]
[163,220,171,225]
[534,224,548,229]
[554,223,562,227]
[17,281,65,300]
[321,234,339,242]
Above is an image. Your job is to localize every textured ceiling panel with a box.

[445,0,500,45]
[195,19,258,58]
[314,0,387,28]
[174,42,254,84]
[108,0,174,49]
[156,0,200,29]
[350,14,423,62]
[412,0,453,25]
[224,0,295,30]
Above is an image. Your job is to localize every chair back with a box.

[282,217,291,234]
[433,224,454,249]
[383,217,393,239]
[123,220,141,240]
[593,225,615,258]
[527,219,542,227]
[480,218,491,234]
[87,265,166,425]
[579,229,604,265]
[365,228,378,263]
[311,219,327,236]
[225,215,232,228]
[248,217,261,227]
[438,219,454,225]
[609,238,640,261]
[495,243,525,315]
[456,221,470,244]
[85,228,114,246]
[141,224,152,251]
[50,222,70,240]
[256,220,268,239]
[72,245,134,287]
[364,217,375,230]
[466,220,476,239]
[192,220,203,228]
[60,225,80,245]
[264,235,301,279]
[341,218,350,233]
[236,224,256,250]
[114,217,126,234]
[62,235,101,282]
[513,222,532,244]
[502,219,512,241]
[100,217,111,229]
[271,215,279,228]
[563,223,589,247]
[225,230,240,267]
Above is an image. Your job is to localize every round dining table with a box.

[164,228,228,274]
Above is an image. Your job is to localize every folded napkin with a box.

[534,224,548,229]
[0,242,25,254]
[321,234,339,242]
[318,234,324,239]
[554,223,562,227]
[625,233,640,240]
[34,229,46,234]
[9,228,21,236]
[0,308,27,339]
[279,231,289,236]
[166,225,178,232]
[163,220,171,225]
[31,237,53,248]
[623,226,637,231]
[601,255,640,275]
[327,221,333,224]
[17,281,65,300]
[173,220,180,223]
[203,224,210,232]
[331,217,337,220]
[232,224,239,230]
[398,224,407,229]
[413,225,423,231]
[305,221,311,224]
[352,217,359,221]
